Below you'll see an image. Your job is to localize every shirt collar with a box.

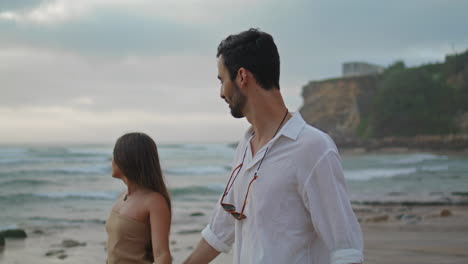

[279,112,307,140]
[242,112,306,142]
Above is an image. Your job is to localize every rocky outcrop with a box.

[299,75,468,150]
[299,75,378,143]
[456,112,468,133]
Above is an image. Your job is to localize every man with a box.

[184,29,363,264]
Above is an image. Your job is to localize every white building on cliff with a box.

[342,62,384,77]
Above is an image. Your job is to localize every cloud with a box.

[0,106,249,143]
[0,0,43,12]
[2,0,466,63]
[72,97,95,106]
[0,0,85,24]
[0,0,272,24]
[0,46,223,112]
[1,0,468,143]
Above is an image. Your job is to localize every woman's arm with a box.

[183,238,220,264]
[148,193,172,264]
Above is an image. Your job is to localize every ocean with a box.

[1,143,467,233]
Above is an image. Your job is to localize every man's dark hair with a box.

[217,28,280,90]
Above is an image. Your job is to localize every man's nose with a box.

[220,87,225,100]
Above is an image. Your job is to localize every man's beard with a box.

[229,83,247,118]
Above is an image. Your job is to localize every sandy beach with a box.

[1,204,467,264]
[2,145,467,263]
[358,205,468,264]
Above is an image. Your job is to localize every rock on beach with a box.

[0,229,27,239]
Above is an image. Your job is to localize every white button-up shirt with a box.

[202,112,363,264]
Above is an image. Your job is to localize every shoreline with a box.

[352,200,468,206]
[1,143,466,263]
[340,146,468,154]
[335,134,468,153]
[340,147,468,156]
[1,204,467,264]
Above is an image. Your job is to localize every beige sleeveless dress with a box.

[105,210,153,264]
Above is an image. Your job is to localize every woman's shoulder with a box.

[144,191,166,202]
[143,192,170,211]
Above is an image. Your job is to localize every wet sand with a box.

[1,205,467,264]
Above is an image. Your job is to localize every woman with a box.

[106,132,172,264]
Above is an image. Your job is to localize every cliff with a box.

[299,50,468,150]
[299,75,379,144]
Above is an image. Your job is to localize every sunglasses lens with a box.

[222,204,236,211]
[231,213,246,220]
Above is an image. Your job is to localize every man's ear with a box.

[238,67,248,87]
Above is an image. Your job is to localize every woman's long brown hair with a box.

[113,132,171,214]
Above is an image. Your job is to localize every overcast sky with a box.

[1,0,467,144]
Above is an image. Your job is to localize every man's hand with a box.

[183,238,220,264]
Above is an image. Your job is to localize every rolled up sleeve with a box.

[300,150,364,264]
[201,198,235,253]
[201,224,232,253]
[331,248,364,264]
